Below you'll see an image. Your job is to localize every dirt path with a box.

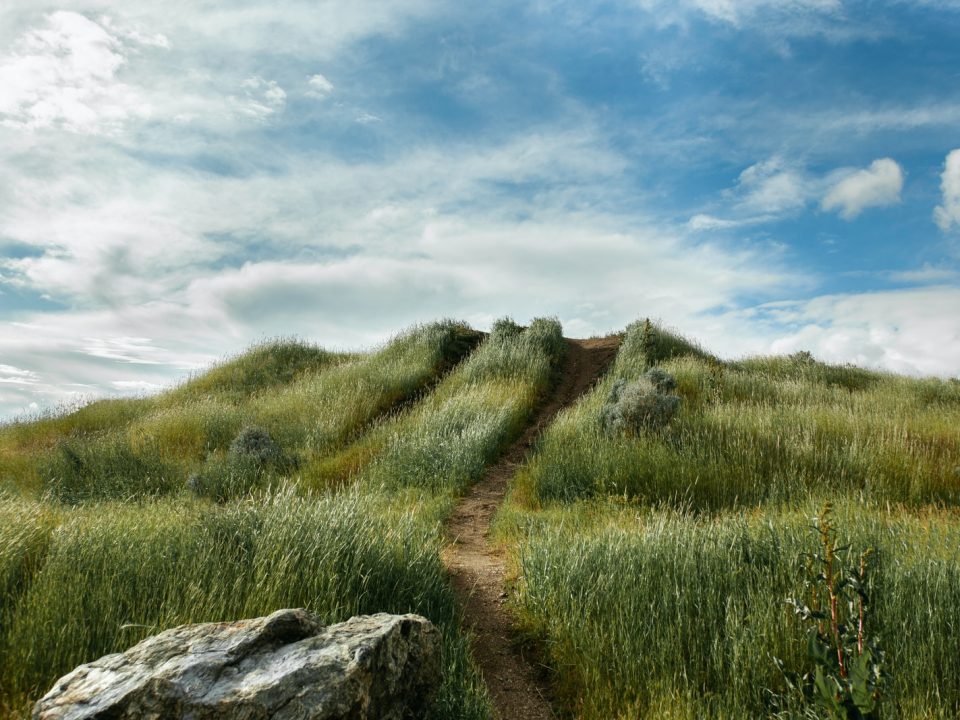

[442,337,620,720]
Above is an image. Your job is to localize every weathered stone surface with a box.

[33,609,441,720]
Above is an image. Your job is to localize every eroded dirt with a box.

[442,337,620,720]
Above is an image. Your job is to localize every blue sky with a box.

[1,0,959,419]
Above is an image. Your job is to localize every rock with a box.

[33,609,441,720]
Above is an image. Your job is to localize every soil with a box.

[442,337,620,720]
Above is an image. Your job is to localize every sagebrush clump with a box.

[600,369,680,435]
[188,426,296,501]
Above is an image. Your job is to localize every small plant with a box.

[773,504,884,719]
[189,426,296,501]
[600,369,680,436]
[229,425,286,467]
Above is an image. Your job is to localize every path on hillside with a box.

[442,337,620,720]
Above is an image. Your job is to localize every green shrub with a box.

[189,426,296,501]
[600,371,680,436]
[229,425,288,467]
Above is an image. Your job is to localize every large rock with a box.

[33,609,441,720]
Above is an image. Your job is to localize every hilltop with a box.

[2,318,959,719]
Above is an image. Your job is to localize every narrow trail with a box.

[442,336,620,720]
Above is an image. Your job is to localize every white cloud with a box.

[758,286,960,377]
[734,157,814,214]
[235,76,286,119]
[886,265,959,284]
[307,73,334,98]
[687,213,777,230]
[821,157,903,219]
[694,156,910,228]
[934,148,960,231]
[632,0,850,38]
[0,11,155,134]
[691,156,818,227]
[0,364,40,385]
[689,0,841,26]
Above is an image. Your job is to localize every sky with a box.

[1,0,959,419]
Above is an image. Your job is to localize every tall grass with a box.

[513,503,960,719]
[2,322,480,501]
[497,319,960,718]
[354,317,566,495]
[0,497,58,646]
[517,321,960,509]
[0,488,488,720]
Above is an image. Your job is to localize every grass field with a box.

[0,316,567,719]
[2,316,959,719]
[0,488,489,719]
[498,320,960,718]
[0,321,480,501]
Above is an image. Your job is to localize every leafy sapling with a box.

[773,504,884,719]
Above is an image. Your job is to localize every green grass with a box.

[0,316,570,719]
[1,321,480,501]
[0,496,58,646]
[510,502,960,719]
[0,488,488,720]
[497,319,960,719]
[304,317,566,495]
[7,314,959,720]
[516,321,960,510]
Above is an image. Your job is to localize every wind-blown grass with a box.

[512,502,960,719]
[0,496,58,645]
[349,317,566,495]
[497,319,960,719]
[516,320,960,509]
[1,321,480,501]
[0,488,488,720]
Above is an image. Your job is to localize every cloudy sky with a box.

[1,0,959,419]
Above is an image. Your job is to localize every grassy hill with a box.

[1,317,959,718]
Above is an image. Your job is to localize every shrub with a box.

[229,425,286,466]
[644,367,678,393]
[601,370,680,436]
[189,426,296,501]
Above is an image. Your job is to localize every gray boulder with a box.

[33,609,441,720]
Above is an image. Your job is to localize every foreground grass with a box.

[509,501,960,719]
[0,489,488,719]
[0,315,568,718]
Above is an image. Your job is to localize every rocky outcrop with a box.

[33,609,441,720]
